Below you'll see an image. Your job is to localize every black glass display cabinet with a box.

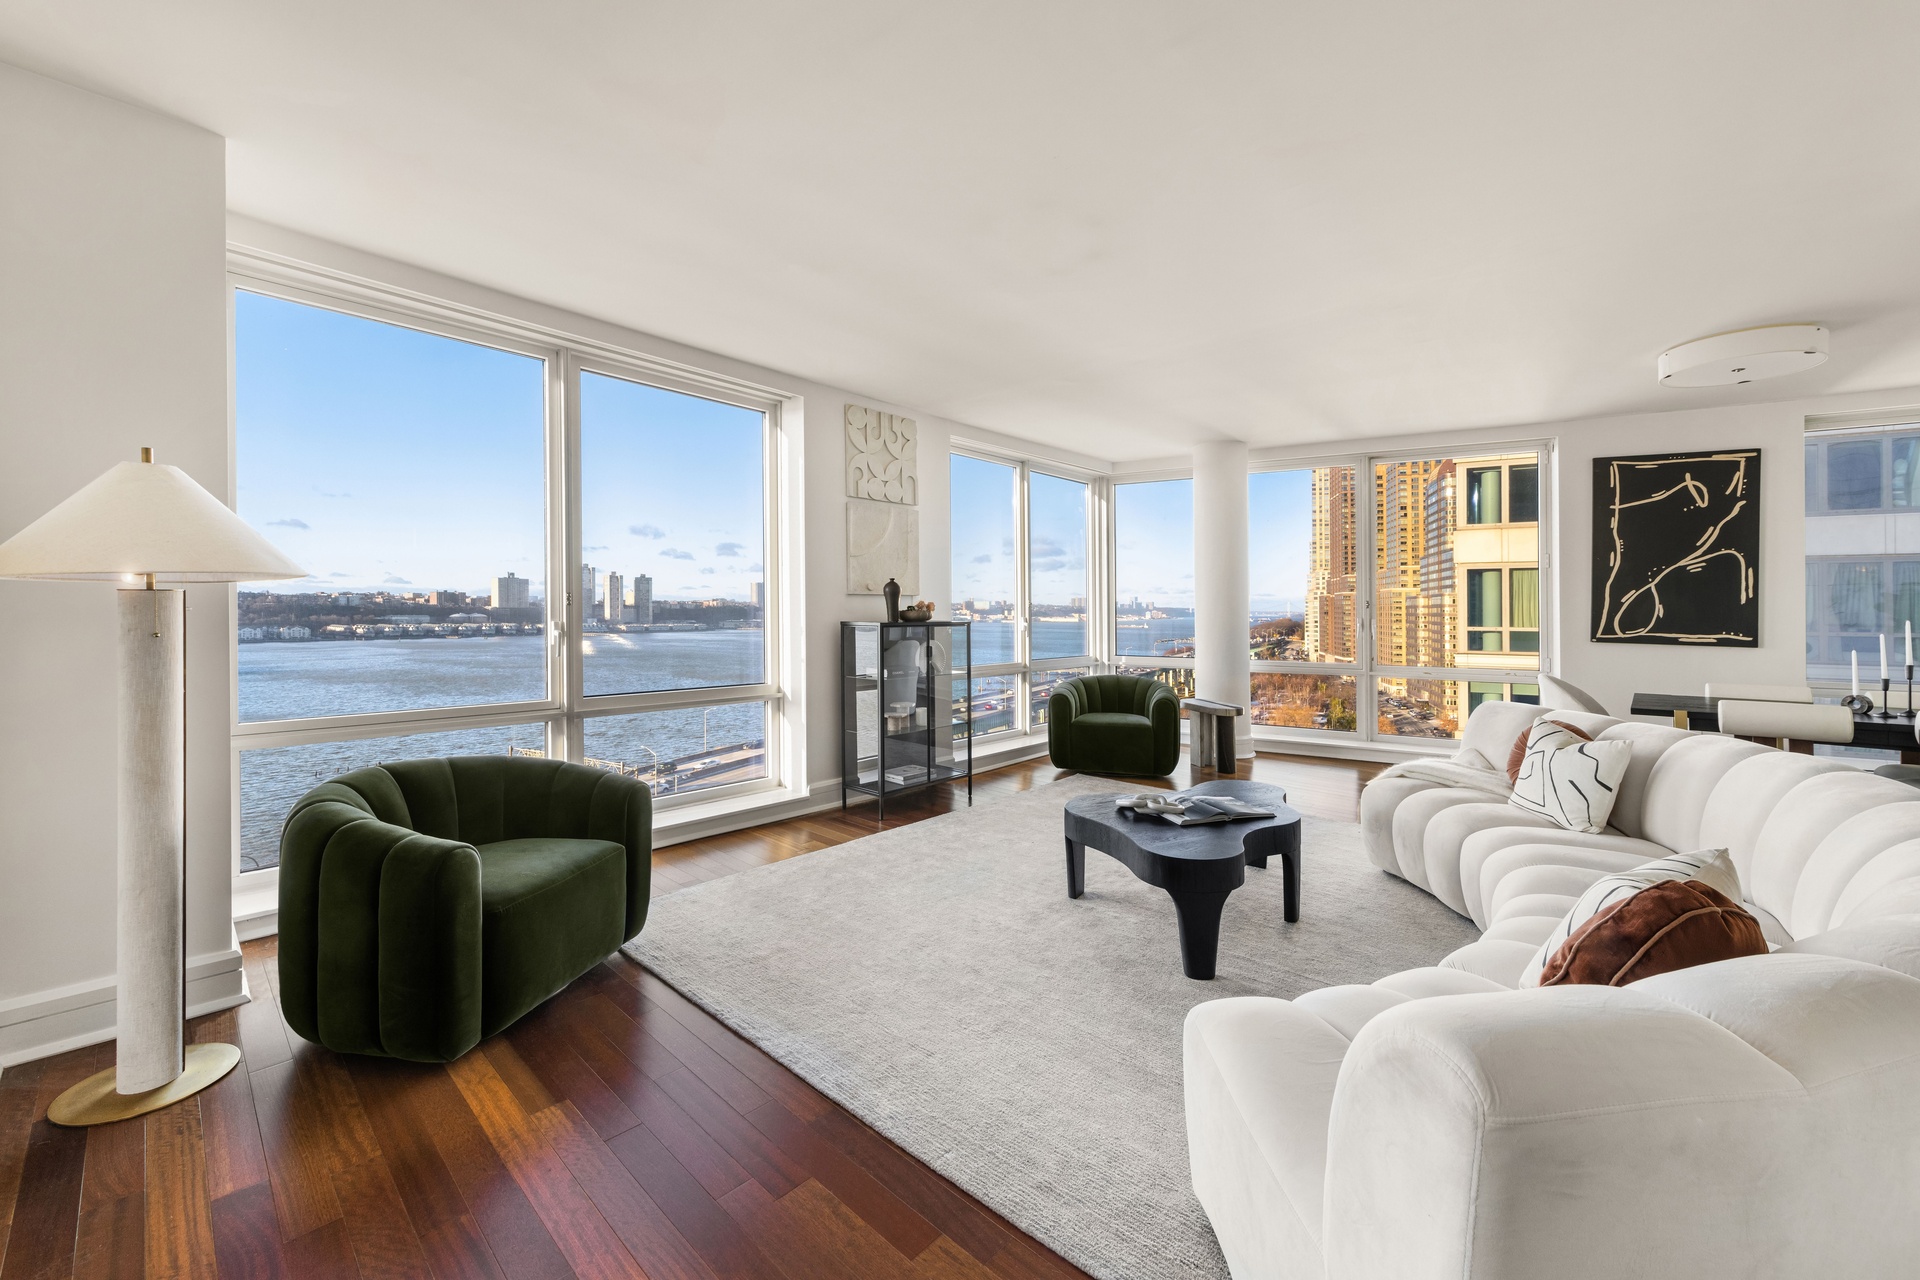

[840,621,972,818]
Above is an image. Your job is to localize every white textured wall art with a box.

[846,404,917,504]
[846,499,920,595]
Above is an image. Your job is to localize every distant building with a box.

[492,573,530,609]
[630,574,652,625]
[581,563,598,610]
[427,589,466,606]
[604,571,624,623]
[334,592,362,607]
[1070,596,1086,611]
[749,580,764,609]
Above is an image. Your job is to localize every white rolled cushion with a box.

[1459,699,1549,772]
[1518,847,1743,987]
[1486,863,1611,920]
[1704,682,1813,703]
[1358,775,1439,876]
[1490,892,1580,926]
[1509,721,1632,834]
[1745,772,1917,930]
[1697,752,1853,881]
[1389,789,1487,891]
[1590,722,1691,839]
[1778,915,1920,981]
[1460,830,1666,927]
[1831,840,1920,928]
[1788,803,1920,938]
[1414,802,1559,918]
[1373,966,1509,999]
[1183,997,1345,1274]
[1717,699,1855,743]
[1437,938,1537,987]
[1292,985,1410,1040]
[1637,733,1772,852]
[1483,914,1563,946]
[1837,878,1920,926]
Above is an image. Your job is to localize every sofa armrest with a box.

[1048,681,1085,766]
[1146,682,1182,774]
[279,797,483,1061]
[1323,956,1920,1279]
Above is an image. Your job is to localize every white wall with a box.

[0,62,236,1064]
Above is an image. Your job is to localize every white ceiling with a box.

[5,2,1920,459]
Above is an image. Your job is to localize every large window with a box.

[1248,466,1359,730]
[1807,422,1920,683]
[951,451,1093,739]
[232,284,785,876]
[1114,478,1194,662]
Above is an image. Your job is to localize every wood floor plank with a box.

[741,1101,938,1260]
[718,1179,915,1280]
[238,949,295,1074]
[592,978,769,1116]
[330,1158,433,1280]
[0,1084,38,1269]
[79,1118,145,1213]
[503,1014,639,1143]
[655,1072,805,1199]
[444,1053,646,1280]
[282,1219,361,1280]
[248,1060,344,1242]
[612,972,830,1124]
[567,986,693,1085]
[909,1237,1000,1280]
[531,1104,717,1280]
[144,1098,218,1280]
[1,1117,87,1280]
[72,1193,144,1280]
[602,1124,785,1280]
[211,1184,291,1280]
[477,1044,556,1123]
[188,1015,269,1201]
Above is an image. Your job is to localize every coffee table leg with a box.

[1283,850,1300,923]
[1169,890,1230,980]
[1066,838,1085,899]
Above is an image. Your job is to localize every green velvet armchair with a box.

[277,755,652,1063]
[1047,674,1181,777]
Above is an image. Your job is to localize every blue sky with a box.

[1116,478,1193,608]
[1249,469,1313,613]
[235,291,763,601]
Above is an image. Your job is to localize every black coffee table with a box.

[1064,780,1301,980]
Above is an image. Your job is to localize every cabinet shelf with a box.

[840,620,973,817]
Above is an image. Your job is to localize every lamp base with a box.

[47,1042,240,1127]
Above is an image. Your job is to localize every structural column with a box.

[1193,441,1252,759]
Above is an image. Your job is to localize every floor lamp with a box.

[0,448,304,1126]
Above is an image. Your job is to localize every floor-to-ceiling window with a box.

[1807,420,1920,690]
[1113,477,1195,700]
[231,281,785,878]
[950,450,1095,738]
[1249,466,1360,732]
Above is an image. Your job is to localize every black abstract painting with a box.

[1592,449,1760,646]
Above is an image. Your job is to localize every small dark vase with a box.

[882,578,901,622]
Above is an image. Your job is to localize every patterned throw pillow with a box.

[1507,718,1630,834]
[1505,718,1590,784]
[1536,878,1768,986]
[1520,848,1744,987]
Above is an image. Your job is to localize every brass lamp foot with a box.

[47,1042,241,1127]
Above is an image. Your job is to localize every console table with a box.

[1629,691,1920,762]
[1181,697,1245,775]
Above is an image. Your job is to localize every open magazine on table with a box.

[1113,791,1275,826]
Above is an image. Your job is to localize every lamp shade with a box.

[0,456,305,582]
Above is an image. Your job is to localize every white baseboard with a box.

[0,945,250,1070]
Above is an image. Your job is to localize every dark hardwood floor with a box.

[0,751,1378,1280]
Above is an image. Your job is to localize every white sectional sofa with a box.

[1184,700,1920,1280]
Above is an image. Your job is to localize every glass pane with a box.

[952,455,1019,665]
[1376,677,1539,739]
[1510,630,1540,653]
[1826,440,1883,510]
[1115,479,1194,658]
[1252,467,1356,663]
[1029,472,1089,659]
[583,703,768,798]
[239,722,546,871]
[1510,567,1540,628]
[1030,667,1092,726]
[579,372,765,697]
[1466,568,1502,627]
[961,674,1019,737]
[1250,672,1358,732]
[1508,465,1540,523]
[1895,440,1920,508]
[1464,467,1501,524]
[1373,454,1539,673]
[235,291,547,722]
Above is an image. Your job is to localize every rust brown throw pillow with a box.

[1537,878,1768,986]
[1506,718,1591,784]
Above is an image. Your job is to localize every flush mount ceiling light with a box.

[1658,323,1829,387]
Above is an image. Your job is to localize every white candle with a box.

[1907,620,1912,669]
[1881,633,1889,681]
[1853,650,1860,696]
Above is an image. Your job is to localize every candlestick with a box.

[1907,663,1915,719]
[1876,675,1897,719]
[1853,650,1860,697]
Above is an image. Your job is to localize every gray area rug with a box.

[626,775,1478,1280]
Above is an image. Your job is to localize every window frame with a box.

[226,255,797,889]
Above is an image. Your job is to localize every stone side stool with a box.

[1181,698,1245,775]
[277,754,652,1062]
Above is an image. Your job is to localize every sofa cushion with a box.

[1066,711,1159,775]
[1539,879,1768,986]
[1519,848,1742,987]
[1510,721,1631,833]
[478,837,628,1037]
